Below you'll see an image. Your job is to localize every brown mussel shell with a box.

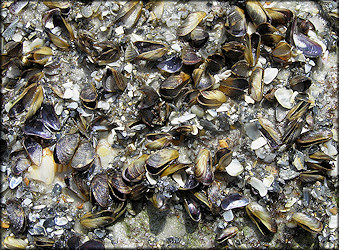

[296,129,333,147]
[23,137,42,166]
[146,149,179,175]
[122,154,148,183]
[292,212,323,233]
[246,202,277,234]
[90,173,113,208]
[177,11,206,37]
[194,149,214,186]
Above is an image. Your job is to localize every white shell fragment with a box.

[274,88,294,109]
[225,159,244,176]
[263,68,278,84]
[329,215,338,229]
[222,209,234,222]
[251,137,267,150]
[170,113,196,125]
[263,175,274,188]
[27,148,56,185]
[248,177,268,197]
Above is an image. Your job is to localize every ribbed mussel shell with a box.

[122,154,148,182]
[71,141,95,171]
[102,67,127,93]
[54,134,80,165]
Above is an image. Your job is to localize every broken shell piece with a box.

[263,68,278,84]
[248,177,268,197]
[27,148,57,185]
[274,88,295,109]
[225,159,243,176]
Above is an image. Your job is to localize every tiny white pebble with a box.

[115,26,124,35]
[171,43,181,52]
[124,63,133,73]
[63,88,73,99]
[251,137,267,150]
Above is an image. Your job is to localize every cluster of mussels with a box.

[1,0,337,248]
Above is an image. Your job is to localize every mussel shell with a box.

[183,195,201,222]
[122,154,148,182]
[282,118,305,145]
[206,53,225,73]
[246,201,277,234]
[193,68,215,91]
[286,100,311,121]
[215,147,232,171]
[134,41,168,61]
[80,83,97,103]
[246,0,271,26]
[5,41,23,57]
[23,137,42,166]
[23,119,54,139]
[33,236,55,248]
[54,134,80,165]
[296,129,333,147]
[272,42,292,62]
[258,115,281,149]
[149,192,169,211]
[231,60,250,78]
[309,151,335,161]
[221,41,245,63]
[129,183,149,201]
[160,71,190,100]
[146,149,179,175]
[225,6,247,37]
[157,56,183,73]
[64,172,90,201]
[102,67,127,93]
[91,173,113,208]
[177,11,206,37]
[306,161,334,172]
[145,133,172,150]
[118,0,142,31]
[190,26,209,48]
[181,46,202,65]
[244,33,261,67]
[266,8,293,25]
[12,157,31,176]
[6,199,26,234]
[178,174,199,190]
[299,171,325,182]
[71,141,95,171]
[8,83,44,120]
[80,202,126,229]
[40,103,61,131]
[292,212,323,233]
[3,235,28,249]
[138,86,159,109]
[215,226,239,244]
[221,193,249,210]
[109,171,131,195]
[194,149,214,186]
[197,90,227,108]
[289,75,312,92]
[160,163,191,177]
[249,67,264,102]
[79,240,105,250]
[292,33,323,58]
[219,77,248,97]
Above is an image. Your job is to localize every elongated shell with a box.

[219,77,248,97]
[215,147,232,171]
[193,68,215,90]
[146,149,179,175]
[258,115,281,149]
[246,0,271,26]
[80,82,97,110]
[23,119,54,139]
[3,236,28,249]
[296,129,332,147]
[145,133,172,150]
[134,41,168,61]
[54,134,80,165]
[225,6,247,37]
[221,193,249,210]
[41,103,61,131]
[246,202,277,234]
[249,67,264,102]
[177,11,206,37]
[197,90,227,108]
[80,202,126,229]
[160,71,190,100]
[215,226,238,244]
[8,83,44,120]
[194,149,214,185]
[292,212,323,233]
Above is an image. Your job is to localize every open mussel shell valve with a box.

[1,0,337,248]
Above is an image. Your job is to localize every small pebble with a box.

[222,210,234,222]
[9,176,22,189]
[55,217,68,226]
[251,137,267,150]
